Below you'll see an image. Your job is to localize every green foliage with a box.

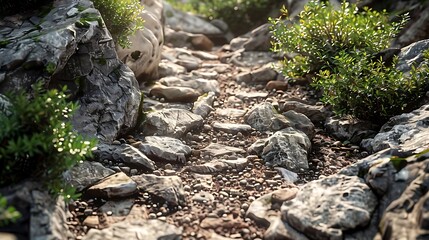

[91,0,144,48]
[0,82,97,201]
[167,0,281,35]
[315,51,429,122]
[270,0,406,77]
[0,194,21,227]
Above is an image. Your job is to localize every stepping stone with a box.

[201,143,246,157]
[86,172,137,199]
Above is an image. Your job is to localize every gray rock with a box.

[0,94,12,116]
[248,139,268,155]
[279,100,331,123]
[236,65,277,84]
[244,103,315,138]
[246,188,298,228]
[192,191,215,204]
[182,158,248,174]
[164,28,214,51]
[63,161,115,192]
[159,76,220,94]
[131,174,186,206]
[98,199,135,226]
[325,116,379,144]
[235,91,269,100]
[201,143,246,157]
[86,172,138,199]
[136,136,191,163]
[158,59,187,78]
[282,175,378,240]
[83,220,182,240]
[398,40,429,72]
[93,143,156,171]
[142,108,204,138]
[216,108,247,118]
[361,104,429,153]
[0,0,141,143]
[225,51,277,67]
[212,122,253,134]
[264,217,309,240]
[192,92,216,118]
[150,84,201,103]
[259,128,311,171]
[163,2,222,36]
[230,23,272,51]
[116,0,164,81]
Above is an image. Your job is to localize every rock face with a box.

[64,161,115,192]
[0,0,142,143]
[282,175,378,240]
[116,0,164,81]
[396,39,429,72]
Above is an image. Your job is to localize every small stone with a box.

[165,163,173,170]
[149,213,157,219]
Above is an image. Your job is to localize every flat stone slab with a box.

[86,172,137,199]
[182,158,248,174]
[200,143,246,157]
[212,122,252,134]
[136,136,191,163]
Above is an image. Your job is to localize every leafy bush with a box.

[316,51,429,122]
[270,0,406,77]
[167,0,281,35]
[92,0,145,48]
[0,83,96,200]
[0,194,20,227]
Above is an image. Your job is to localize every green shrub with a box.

[0,194,20,227]
[315,51,429,122]
[92,0,145,48]
[167,0,281,35]
[0,83,97,200]
[270,0,406,77]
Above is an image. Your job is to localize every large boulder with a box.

[0,0,141,143]
[116,0,164,81]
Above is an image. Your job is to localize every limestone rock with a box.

[116,0,164,81]
[93,143,156,171]
[216,108,247,118]
[325,116,379,144]
[212,122,253,134]
[131,174,186,206]
[397,39,429,72]
[244,102,280,132]
[192,92,216,118]
[361,103,429,153]
[279,100,331,123]
[159,76,220,94]
[135,136,191,163]
[158,59,187,78]
[86,172,138,199]
[142,108,204,138]
[201,143,246,157]
[164,28,214,51]
[150,84,201,103]
[63,161,115,192]
[258,128,311,171]
[230,23,272,51]
[264,218,309,240]
[282,175,378,240]
[182,158,248,174]
[0,0,141,143]
[83,220,182,240]
[236,64,278,84]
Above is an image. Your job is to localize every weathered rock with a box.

[98,199,135,226]
[64,161,115,192]
[258,128,311,171]
[223,51,277,67]
[131,174,186,206]
[142,108,204,138]
[83,220,182,240]
[361,103,429,153]
[116,0,164,81]
[396,4,429,47]
[158,59,187,78]
[159,76,220,94]
[135,136,191,163]
[236,64,278,84]
[0,181,71,240]
[235,91,269,100]
[230,23,272,51]
[182,158,248,174]
[201,143,246,158]
[275,167,299,184]
[244,103,315,138]
[266,80,288,91]
[212,122,253,134]
[279,100,331,123]
[264,218,310,240]
[325,116,379,144]
[86,172,138,199]
[397,39,429,72]
[163,2,222,36]
[93,143,156,171]
[192,191,215,204]
[216,108,247,118]
[150,84,201,103]
[246,188,298,228]
[0,0,141,143]
[164,28,214,51]
[192,92,216,118]
[282,175,378,240]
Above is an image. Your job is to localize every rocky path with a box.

[65,44,365,240]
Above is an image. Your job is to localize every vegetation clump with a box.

[0,194,21,227]
[91,0,145,48]
[0,82,97,200]
[270,0,429,123]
